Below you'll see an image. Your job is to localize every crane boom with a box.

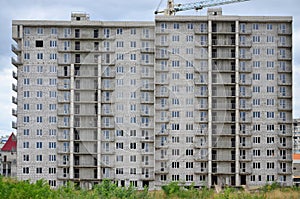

[155,0,250,15]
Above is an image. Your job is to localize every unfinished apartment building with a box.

[12,9,293,189]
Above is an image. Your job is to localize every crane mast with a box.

[155,0,250,15]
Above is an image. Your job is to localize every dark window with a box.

[75,54,80,63]
[94,29,99,38]
[36,40,43,47]
[75,41,80,50]
[75,29,80,38]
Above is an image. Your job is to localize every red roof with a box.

[1,133,17,152]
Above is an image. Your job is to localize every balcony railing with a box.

[11,57,22,66]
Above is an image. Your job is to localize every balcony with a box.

[156,54,169,60]
[278,168,292,175]
[194,66,208,73]
[155,80,169,85]
[155,41,170,48]
[212,130,234,137]
[278,53,292,61]
[12,71,18,80]
[212,116,235,123]
[101,71,116,78]
[239,66,252,73]
[240,168,252,175]
[194,116,208,123]
[12,121,17,129]
[239,53,252,60]
[194,103,208,110]
[155,104,169,110]
[155,143,168,149]
[194,79,207,85]
[194,143,208,148]
[155,90,169,97]
[102,85,115,91]
[212,103,235,110]
[212,90,235,98]
[239,28,252,35]
[141,47,155,53]
[239,102,252,110]
[278,40,292,47]
[212,52,235,60]
[212,25,236,34]
[212,65,235,72]
[74,163,97,168]
[278,102,292,111]
[101,123,115,129]
[278,79,292,86]
[140,173,155,180]
[278,65,292,73]
[12,96,17,104]
[11,57,22,66]
[101,111,114,116]
[278,143,292,149]
[212,39,235,46]
[140,123,153,129]
[278,155,292,162]
[155,168,169,174]
[195,91,208,98]
[194,156,208,162]
[11,44,21,54]
[212,141,235,149]
[141,136,154,143]
[101,149,115,155]
[239,40,252,47]
[278,130,293,137]
[12,109,17,117]
[239,91,252,98]
[194,168,208,174]
[239,78,252,85]
[278,91,292,98]
[212,154,235,162]
[140,110,154,117]
[140,98,154,104]
[140,85,154,91]
[239,155,252,162]
[140,149,154,155]
[239,142,252,149]
[195,129,208,136]
[195,28,208,34]
[12,84,17,92]
[278,28,292,35]
[101,173,115,180]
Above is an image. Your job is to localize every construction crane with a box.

[155,0,250,15]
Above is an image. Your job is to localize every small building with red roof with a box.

[0,133,17,177]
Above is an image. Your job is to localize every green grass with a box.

[0,176,299,199]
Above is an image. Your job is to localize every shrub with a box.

[161,181,181,197]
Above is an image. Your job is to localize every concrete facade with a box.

[293,119,300,185]
[12,9,293,189]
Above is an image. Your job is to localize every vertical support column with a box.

[69,64,75,179]
[235,20,240,186]
[207,20,212,188]
[97,56,102,180]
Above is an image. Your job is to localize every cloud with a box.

[293,64,300,118]
[0,67,16,136]
[294,29,300,65]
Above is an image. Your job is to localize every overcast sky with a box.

[0,0,299,136]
